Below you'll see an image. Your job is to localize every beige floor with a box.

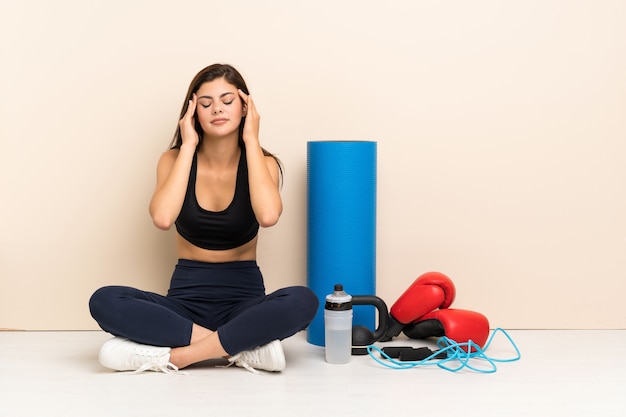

[0,329,624,417]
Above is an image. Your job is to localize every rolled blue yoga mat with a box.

[307,141,377,346]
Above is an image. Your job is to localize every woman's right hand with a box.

[179,93,199,148]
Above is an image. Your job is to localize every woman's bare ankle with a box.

[169,333,228,369]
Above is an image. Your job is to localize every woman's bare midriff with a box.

[175,233,258,263]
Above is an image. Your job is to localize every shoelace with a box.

[124,348,182,375]
[225,353,262,375]
[131,361,181,374]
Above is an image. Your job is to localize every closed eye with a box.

[199,100,233,108]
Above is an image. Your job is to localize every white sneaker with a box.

[228,340,286,374]
[98,337,178,373]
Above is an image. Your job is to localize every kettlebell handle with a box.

[351,295,389,344]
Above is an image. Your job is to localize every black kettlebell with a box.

[351,295,389,355]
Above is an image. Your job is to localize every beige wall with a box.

[1,0,624,330]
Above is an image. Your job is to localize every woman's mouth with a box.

[211,118,228,125]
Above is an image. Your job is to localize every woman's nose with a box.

[212,104,222,114]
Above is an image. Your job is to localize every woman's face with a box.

[195,77,245,138]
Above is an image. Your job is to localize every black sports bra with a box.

[175,148,259,250]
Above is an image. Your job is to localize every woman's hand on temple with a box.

[238,89,260,145]
[179,93,199,148]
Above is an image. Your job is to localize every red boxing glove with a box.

[383,272,456,341]
[390,272,456,324]
[403,308,490,350]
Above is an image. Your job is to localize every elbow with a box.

[152,217,173,231]
[257,209,282,228]
[153,218,173,231]
[258,217,279,228]
[150,210,175,231]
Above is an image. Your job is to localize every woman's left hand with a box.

[238,89,260,145]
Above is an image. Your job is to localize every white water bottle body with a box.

[324,284,352,364]
[324,309,353,364]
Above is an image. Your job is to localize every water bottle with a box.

[324,284,353,364]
